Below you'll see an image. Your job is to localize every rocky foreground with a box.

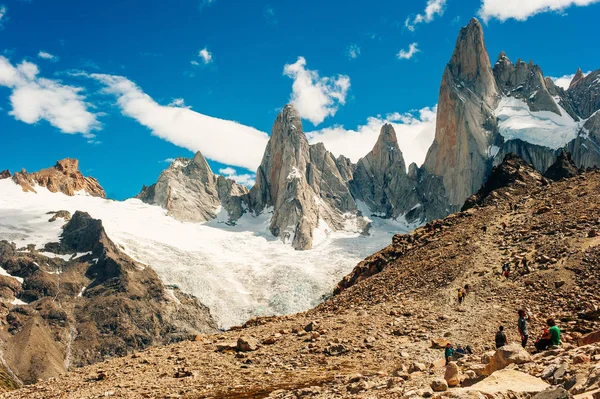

[2,156,600,398]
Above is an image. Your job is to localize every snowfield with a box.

[0,179,418,328]
[496,97,584,149]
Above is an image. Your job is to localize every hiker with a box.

[457,288,464,305]
[455,345,466,355]
[495,326,507,348]
[535,319,561,351]
[463,284,470,296]
[445,343,454,365]
[482,224,488,234]
[518,310,530,348]
[502,263,510,280]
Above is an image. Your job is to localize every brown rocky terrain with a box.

[3,154,600,398]
[0,211,217,386]
[10,158,105,197]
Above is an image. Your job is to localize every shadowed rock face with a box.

[352,124,424,221]
[137,152,249,224]
[11,159,105,198]
[544,150,579,181]
[423,18,500,207]
[0,211,218,385]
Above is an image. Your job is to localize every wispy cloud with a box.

[263,5,278,25]
[219,167,256,187]
[0,5,7,29]
[478,0,600,22]
[162,158,176,163]
[283,56,350,126]
[198,0,215,11]
[405,0,447,31]
[346,44,361,60]
[397,43,420,60]
[306,106,438,167]
[0,56,100,136]
[91,73,269,170]
[37,51,59,62]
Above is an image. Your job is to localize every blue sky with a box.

[0,0,599,199]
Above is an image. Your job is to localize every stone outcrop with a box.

[493,139,558,174]
[544,150,579,181]
[567,111,600,169]
[423,18,500,206]
[250,105,362,250]
[0,170,10,180]
[10,159,105,197]
[483,344,533,376]
[0,211,218,384]
[462,154,546,211]
[137,152,249,224]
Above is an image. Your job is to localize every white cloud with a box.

[283,56,350,126]
[168,98,190,108]
[397,43,420,60]
[0,5,6,28]
[198,48,213,64]
[219,167,256,187]
[199,0,215,11]
[478,0,600,22]
[306,105,437,168]
[346,44,361,60]
[0,56,99,136]
[190,60,200,67]
[162,158,176,163]
[37,51,59,62]
[550,71,592,90]
[405,0,447,31]
[91,73,269,171]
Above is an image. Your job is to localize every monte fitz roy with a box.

[0,17,599,388]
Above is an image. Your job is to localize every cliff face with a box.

[422,18,500,206]
[11,159,105,198]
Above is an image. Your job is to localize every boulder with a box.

[578,330,600,346]
[237,336,259,352]
[431,337,451,349]
[444,362,460,387]
[532,387,570,399]
[431,378,448,392]
[483,343,532,375]
[464,369,550,394]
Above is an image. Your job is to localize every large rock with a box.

[483,343,533,375]
[137,152,249,224]
[422,18,500,207]
[544,150,579,181]
[444,362,460,387]
[11,159,105,197]
[568,68,600,119]
[577,330,600,346]
[431,378,448,392]
[464,369,550,394]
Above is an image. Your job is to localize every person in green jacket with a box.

[444,343,454,365]
[535,318,561,351]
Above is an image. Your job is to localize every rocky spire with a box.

[422,18,500,207]
[569,68,585,90]
[351,124,420,220]
[250,104,360,250]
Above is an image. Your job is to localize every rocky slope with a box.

[10,159,105,198]
[137,152,249,224]
[0,211,217,385]
[5,155,600,398]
